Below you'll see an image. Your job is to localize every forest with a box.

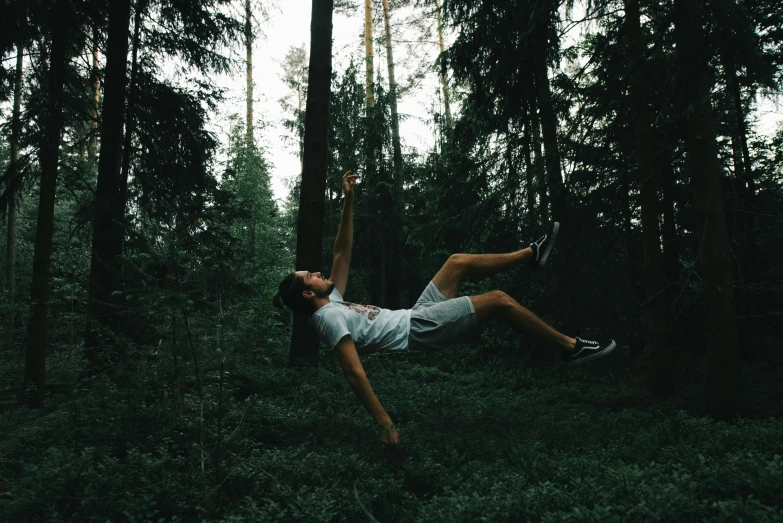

[0,0,782,520]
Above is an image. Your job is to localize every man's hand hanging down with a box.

[379,421,399,448]
[342,170,358,200]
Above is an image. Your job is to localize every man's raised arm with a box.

[330,171,357,296]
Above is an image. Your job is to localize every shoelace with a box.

[578,337,598,347]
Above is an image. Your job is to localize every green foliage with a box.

[1,347,782,521]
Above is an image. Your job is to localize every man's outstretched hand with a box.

[343,171,359,200]
[379,421,399,448]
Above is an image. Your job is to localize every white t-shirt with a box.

[311,288,411,355]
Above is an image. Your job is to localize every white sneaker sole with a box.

[565,340,616,365]
[538,221,560,268]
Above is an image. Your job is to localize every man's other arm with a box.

[333,335,399,445]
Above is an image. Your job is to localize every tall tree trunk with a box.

[730,71,757,198]
[85,0,133,368]
[381,0,403,200]
[289,0,334,366]
[661,165,680,351]
[88,26,100,162]
[7,44,23,351]
[530,96,548,221]
[661,166,679,287]
[379,236,386,307]
[533,50,564,221]
[434,0,453,130]
[298,87,304,172]
[381,0,409,309]
[119,0,143,259]
[24,0,69,404]
[522,103,536,220]
[724,55,747,194]
[621,157,632,263]
[246,0,254,144]
[363,0,385,307]
[505,122,518,222]
[674,0,742,420]
[723,52,762,360]
[624,0,671,393]
[364,0,374,108]
[245,0,256,259]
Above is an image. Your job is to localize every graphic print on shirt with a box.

[341,302,381,321]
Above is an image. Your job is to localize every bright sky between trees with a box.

[210,0,447,203]
[207,0,782,204]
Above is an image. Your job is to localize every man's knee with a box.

[485,290,515,314]
[488,290,515,310]
[447,253,469,269]
[471,290,515,323]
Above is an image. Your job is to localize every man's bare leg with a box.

[469,291,576,352]
[431,249,534,299]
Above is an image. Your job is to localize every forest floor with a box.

[1,342,782,521]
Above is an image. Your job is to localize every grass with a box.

[0,342,782,522]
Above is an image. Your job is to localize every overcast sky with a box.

[205,0,783,204]
[209,0,446,203]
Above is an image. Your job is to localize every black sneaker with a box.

[562,337,616,365]
[530,222,559,269]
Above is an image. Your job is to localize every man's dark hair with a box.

[273,272,313,314]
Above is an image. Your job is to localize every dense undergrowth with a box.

[1,342,782,522]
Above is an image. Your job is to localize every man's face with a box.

[296,270,335,299]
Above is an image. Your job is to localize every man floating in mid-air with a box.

[274,171,616,447]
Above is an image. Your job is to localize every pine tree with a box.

[85,0,133,369]
[674,0,742,420]
[290,0,334,366]
[6,44,23,350]
[433,0,453,130]
[25,0,70,403]
[622,0,670,393]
